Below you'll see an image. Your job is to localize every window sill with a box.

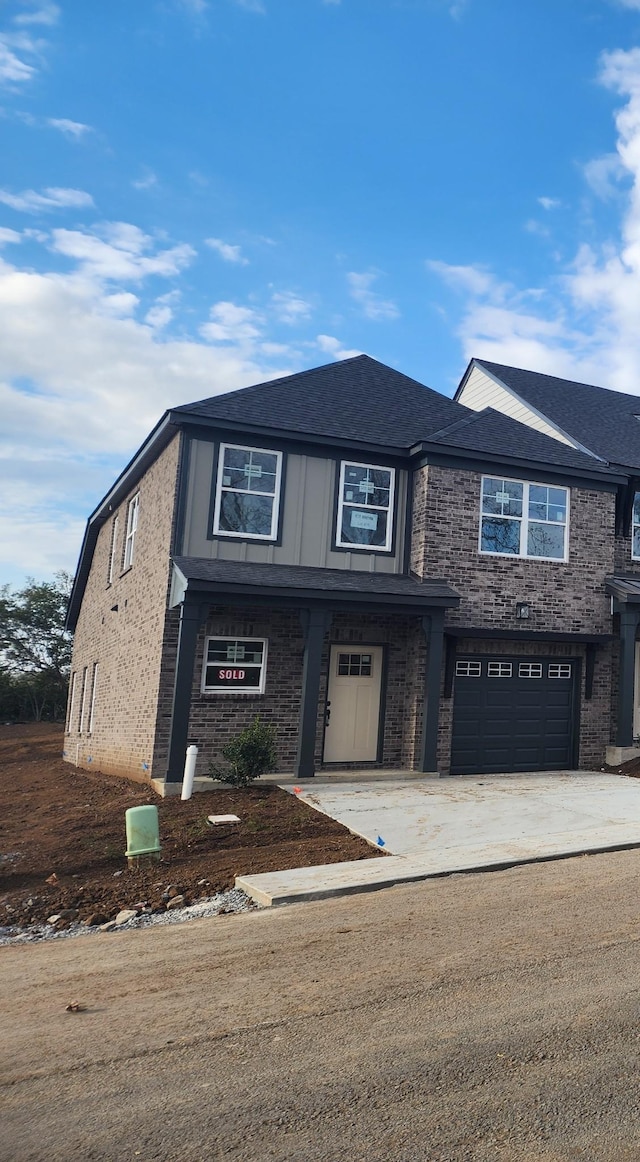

[478,550,568,564]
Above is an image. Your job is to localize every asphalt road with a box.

[3,849,640,1161]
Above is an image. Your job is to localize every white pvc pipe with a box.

[181,745,198,801]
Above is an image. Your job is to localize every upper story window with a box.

[123,493,139,570]
[632,494,640,559]
[479,476,568,561]
[213,444,283,540]
[336,461,395,552]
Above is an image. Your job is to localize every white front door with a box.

[323,646,383,763]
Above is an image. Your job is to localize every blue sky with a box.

[2,0,640,586]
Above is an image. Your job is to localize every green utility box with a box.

[125,805,161,862]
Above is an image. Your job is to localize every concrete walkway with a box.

[236,771,640,905]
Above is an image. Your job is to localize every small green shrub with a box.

[209,716,277,787]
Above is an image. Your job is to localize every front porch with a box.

[159,556,460,791]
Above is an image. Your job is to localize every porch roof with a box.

[606,575,640,604]
[171,556,459,611]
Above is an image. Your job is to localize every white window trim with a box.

[336,460,396,553]
[212,443,283,541]
[478,475,569,563]
[123,494,139,570]
[66,672,76,733]
[88,663,98,735]
[78,666,88,734]
[632,492,640,560]
[107,515,119,585]
[201,637,268,695]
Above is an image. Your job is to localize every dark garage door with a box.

[451,657,578,775]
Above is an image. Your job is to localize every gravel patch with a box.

[0,888,256,946]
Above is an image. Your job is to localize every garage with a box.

[451,656,579,775]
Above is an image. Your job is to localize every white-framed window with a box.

[479,476,569,561]
[88,663,98,734]
[455,660,482,677]
[123,494,139,570]
[202,637,268,694]
[66,672,76,733]
[548,663,572,679]
[213,444,283,540]
[519,662,543,678]
[78,666,88,733]
[487,662,513,677]
[632,493,640,559]
[336,461,395,552]
[107,515,119,585]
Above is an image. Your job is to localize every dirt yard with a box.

[0,724,379,929]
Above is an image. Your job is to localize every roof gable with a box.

[473,360,640,472]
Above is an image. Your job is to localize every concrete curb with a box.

[236,829,640,906]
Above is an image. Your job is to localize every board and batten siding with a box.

[458,365,577,448]
[180,438,407,573]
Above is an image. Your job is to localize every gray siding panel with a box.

[181,438,406,573]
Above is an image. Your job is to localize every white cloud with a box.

[538,196,560,211]
[0,227,22,245]
[145,303,173,329]
[583,152,626,200]
[0,36,36,85]
[200,301,264,344]
[0,231,305,581]
[427,259,503,299]
[205,236,249,265]
[0,186,94,212]
[427,46,640,394]
[271,290,312,324]
[50,223,195,281]
[615,0,640,8]
[47,118,92,139]
[13,3,60,25]
[132,170,158,191]
[347,270,399,320]
[315,334,362,360]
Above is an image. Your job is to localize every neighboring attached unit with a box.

[66,353,639,789]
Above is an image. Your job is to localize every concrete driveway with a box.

[237,771,640,905]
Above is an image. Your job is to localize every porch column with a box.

[166,597,206,783]
[617,607,640,747]
[419,610,444,773]
[295,608,332,779]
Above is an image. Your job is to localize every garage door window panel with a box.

[480,477,568,561]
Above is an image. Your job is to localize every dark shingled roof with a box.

[476,360,640,472]
[173,354,467,449]
[606,576,640,602]
[172,556,459,606]
[427,408,616,475]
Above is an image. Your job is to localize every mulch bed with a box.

[0,724,380,930]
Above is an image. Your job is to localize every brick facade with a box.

[412,464,617,769]
[64,434,182,781]
[153,605,429,778]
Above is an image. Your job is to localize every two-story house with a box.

[64,355,630,791]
